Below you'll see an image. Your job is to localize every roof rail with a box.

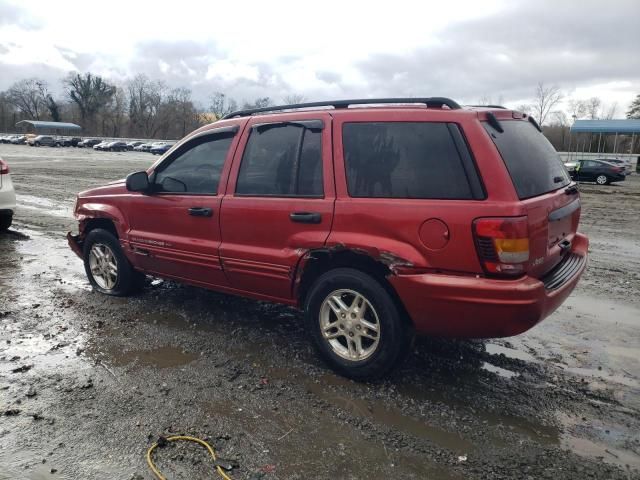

[468,104,507,109]
[221,97,461,119]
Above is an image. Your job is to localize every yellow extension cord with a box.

[146,435,233,480]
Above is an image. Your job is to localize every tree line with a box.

[0,72,294,139]
[1,73,639,153]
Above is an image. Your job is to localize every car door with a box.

[127,125,241,288]
[219,113,335,301]
[576,160,592,181]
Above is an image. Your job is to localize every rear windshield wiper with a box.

[486,112,503,133]
[564,183,579,195]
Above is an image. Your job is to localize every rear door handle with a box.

[289,212,321,224]
[188,207,213,217]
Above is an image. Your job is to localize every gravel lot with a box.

[1,143,639,479]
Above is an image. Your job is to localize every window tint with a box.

[236,124,323,196]
[154,134,233,194]
[342,122,474,199]
[483,120,570,199]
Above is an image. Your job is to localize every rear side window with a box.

[236,124,323,197]
[484,120,570,199]
[342,122,478,199]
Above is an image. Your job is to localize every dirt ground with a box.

[1,143,639,480]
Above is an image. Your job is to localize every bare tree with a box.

[283,94,306,105]
[242,97,273,110]
[6,78,49,120]
[567,99,587,120]
[476,94,505,106]
[209,92,238,119]
[516,103,533,116]
[103,86,127,137]
[551,110,568,126]
[163,88,201,138]
[65,73,116,132]
[532,82,563,126]
[585,97,602,120]
[127,74,166,137]
[603,102,618,120]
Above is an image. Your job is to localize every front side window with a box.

[342,122,475,199]
[153,134,234,194]
[236,124,323,196]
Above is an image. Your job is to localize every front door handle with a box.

[188,207,213,217]
[289,212,322,224]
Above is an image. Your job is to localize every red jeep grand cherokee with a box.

[68,98,588,379]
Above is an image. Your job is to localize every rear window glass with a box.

[342,122,474,199]
[484,120,570,199]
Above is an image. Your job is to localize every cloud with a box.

[0,2,41,30]
[354,0,640,105]
[1,0,638,111]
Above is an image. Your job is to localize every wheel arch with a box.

[294,247,413,327]
[77,204,129,240]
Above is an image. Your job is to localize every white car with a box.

[0,157,16,231]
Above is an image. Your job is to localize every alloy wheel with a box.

[319,289,381,361]
[89,243,118,290]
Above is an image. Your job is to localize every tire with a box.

[304,268,412,380]
[0,214,12,232]
[83,228,144,296]
[596,174,609,185]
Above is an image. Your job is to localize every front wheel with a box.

[596,174,609,185]
[83,228,144,296]
[305,268,412,380]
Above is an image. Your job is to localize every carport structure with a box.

[568,119,640,162]
[15,120,82,136]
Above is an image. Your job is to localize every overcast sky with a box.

[1,0,639,115]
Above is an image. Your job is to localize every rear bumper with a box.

[390,232,589,338]
[67,232,83,258]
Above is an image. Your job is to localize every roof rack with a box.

[221,97,461,119]
[468,104,507,109]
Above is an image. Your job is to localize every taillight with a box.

[0,158,9,174]
[473,216,529,277]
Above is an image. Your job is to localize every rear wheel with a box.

[305,268,411,380]
[0,213,12,232]
[596,174,609,185]
[83,228,144,296]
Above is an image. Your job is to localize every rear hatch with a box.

[483,118,580,278]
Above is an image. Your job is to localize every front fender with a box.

[76,202,130,238]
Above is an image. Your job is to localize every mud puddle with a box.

[15,194,73,219]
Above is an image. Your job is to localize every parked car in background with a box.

[106,141,128,152]
[134,143,154,152]
[603,158,633,175]
[93,141,110,151]
[78,138,101,148]
[570,159,626,185]
[55,137,73,147]
[29,135,56,147]
[0,157,16,231]
[68,98,588,379]
[0,135,15,144]
[9,135,27,145]
[149,142,173,155]
[127,141,144,150]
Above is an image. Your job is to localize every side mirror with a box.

[126,171,150,193]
